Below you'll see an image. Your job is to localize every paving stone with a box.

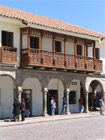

[0,116,105,140]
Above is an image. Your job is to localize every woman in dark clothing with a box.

[21,99,26,121]
[13,98,21,122]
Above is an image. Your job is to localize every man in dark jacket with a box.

[25,97,30,117]
[13,98,21,122]
[61,97,67,115]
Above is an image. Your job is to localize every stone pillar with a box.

[18,87,22,102]
[65,88,71,115]
[85,91,89,113]
[94,90,97,97]
[43,88,48,116]
[17,87,23,121]
[103,92,105,105]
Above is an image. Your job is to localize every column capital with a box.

[18,87,23,93]
[43,88,48,94]
[65,88,70,94]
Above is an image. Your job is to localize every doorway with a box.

[21,89,32,116]
[47,90,58,115]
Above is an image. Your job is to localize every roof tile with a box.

[0,5,105,38]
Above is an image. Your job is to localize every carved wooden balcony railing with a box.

[21,48,103,73]
[1,46,17,65]
[94,59,103,72]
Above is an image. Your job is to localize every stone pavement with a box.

[0,112,101,127]
[0,113,105,140]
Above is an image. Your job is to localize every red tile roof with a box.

[0,5,105,39]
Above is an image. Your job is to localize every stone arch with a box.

[47,78,65,114]
[86,78,104,94]
[87,79,104,111]
[16,74,43,89]
[85,78,104,92]
[22,77,43,116]
[0,74,16,119]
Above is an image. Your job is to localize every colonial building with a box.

[0,6,105,119]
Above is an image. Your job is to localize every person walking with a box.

[61,97,67,115]
[21,99,26,121]
[25,97,30,117]
[50,97,56,116]
[78,97,84,113]
[99,97,104,115]
[13,98,21,122]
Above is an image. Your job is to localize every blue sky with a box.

[0,0,105,34]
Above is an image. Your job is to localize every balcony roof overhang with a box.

[0,15,104,42]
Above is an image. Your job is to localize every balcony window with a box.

[55,41,61,52]
[30,36,39,49]
[77,45,82,55]
[95,48,99,59]
[2,31,13,47]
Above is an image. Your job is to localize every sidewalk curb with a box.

[0,114,101,128]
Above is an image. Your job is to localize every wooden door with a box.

[47,90,58,115]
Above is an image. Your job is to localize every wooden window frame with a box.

[77,45,82,55]
[55,40,62,53]
[2,30,13,47]
[95,48,100,59]
[30,36,39,49]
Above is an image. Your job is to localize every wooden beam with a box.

[74,40,77,63]
[53,35,55,61]
[27,28,30,57]
[93,42,96,58]
[64,38,66,61]
[20,28,22,67]
[84,42,87,63]
[41,32,43,64]
[41,32,43,59]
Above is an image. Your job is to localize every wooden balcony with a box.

[1,46,17,65]
[21,48,103,73]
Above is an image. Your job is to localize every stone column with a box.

[65,88,71,115]
[18,87,22,102]
[85,91,89,113]
[17,87,23,121]
[43,88,48,116]
[103,92,105,105]
[94,90,97,97]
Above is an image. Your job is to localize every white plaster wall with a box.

[43,38,64,53]
[82,44,84,56]
[88,47,93,57]
[61,41,64,53]
[22,35,27,49]
[43,37,52,51]
[66,42,74,54]
[89,86,92,92]
[0,76,14,118]
[69,80,80,113]
[96,41,105,74]
[48,78,64,114]
[22,78,43,116]
[0,21,20,67]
